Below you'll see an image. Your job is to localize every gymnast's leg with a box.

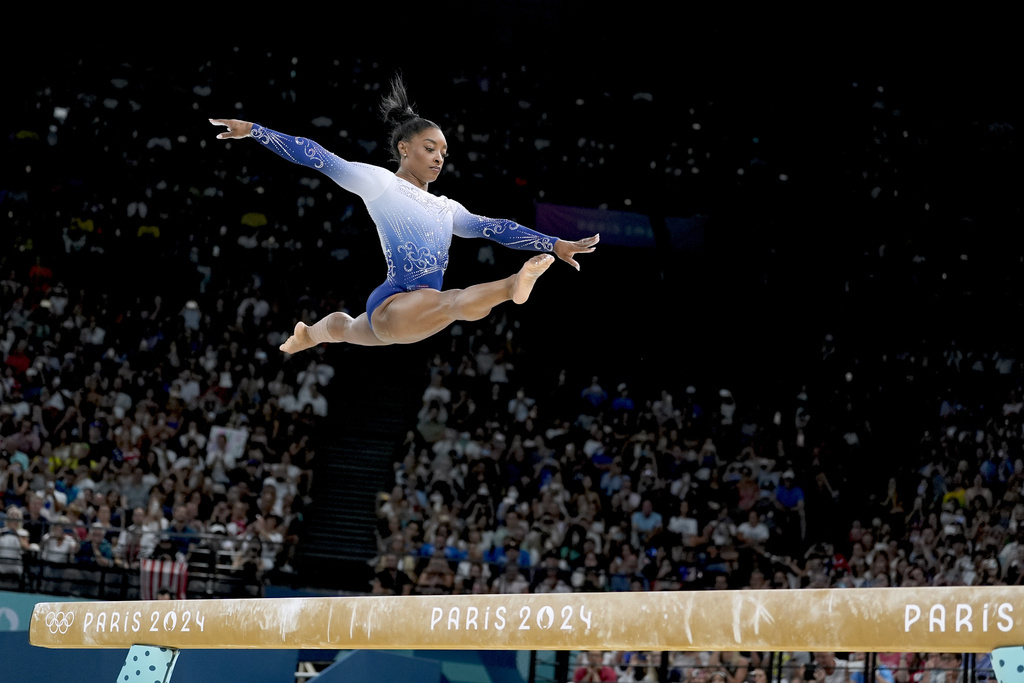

[280,311,389,353]
[371,253,554,345]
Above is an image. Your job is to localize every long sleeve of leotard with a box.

[249,123,392,201]
[450,200,556,253]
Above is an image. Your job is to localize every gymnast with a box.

[210,77,598,354]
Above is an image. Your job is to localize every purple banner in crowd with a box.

[536,204,706,249]
[536,204,656,247]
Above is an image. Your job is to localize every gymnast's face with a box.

[398,128,447,184]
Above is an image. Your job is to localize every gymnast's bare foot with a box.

[280,322,316,354]
[511,254,555,304]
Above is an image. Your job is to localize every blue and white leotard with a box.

[249,124,557,329]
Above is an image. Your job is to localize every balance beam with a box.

[29,586,1024,652]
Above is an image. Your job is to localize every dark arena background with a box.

[2,10,1022,683]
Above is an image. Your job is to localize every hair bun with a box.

[379,75,441,164]
[379,75,418,124]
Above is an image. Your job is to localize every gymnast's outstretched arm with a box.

[450,200,599,271]
[209,118,391,200]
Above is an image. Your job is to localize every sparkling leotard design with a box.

[250,125,556,301]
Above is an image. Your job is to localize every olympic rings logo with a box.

[45,611,75,634]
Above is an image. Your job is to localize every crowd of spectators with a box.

[3,35,1020,683]
[0,247,325,595]
[375,323,1024,594]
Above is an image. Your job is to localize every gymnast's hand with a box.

[553,234,600,271]
[209,118,254,139]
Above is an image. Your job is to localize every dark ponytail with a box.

[380,75,439,163]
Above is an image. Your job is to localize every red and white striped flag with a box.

[140,559,189,600]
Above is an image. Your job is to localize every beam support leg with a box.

[115,644,179,683]
[991,646,1024,682]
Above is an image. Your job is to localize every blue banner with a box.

[536,204,656,247]
[536,204,706,250]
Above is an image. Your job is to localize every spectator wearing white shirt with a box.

[263,465,297,516]
[297,382,328,417]
[205,432,236,486]
[0,506,30,576]
[422,373,451,406]
[737,510,770,549]
[667,499,700,545]
[39,516,78,564]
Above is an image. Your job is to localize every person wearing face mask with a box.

[211,76,597,352]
